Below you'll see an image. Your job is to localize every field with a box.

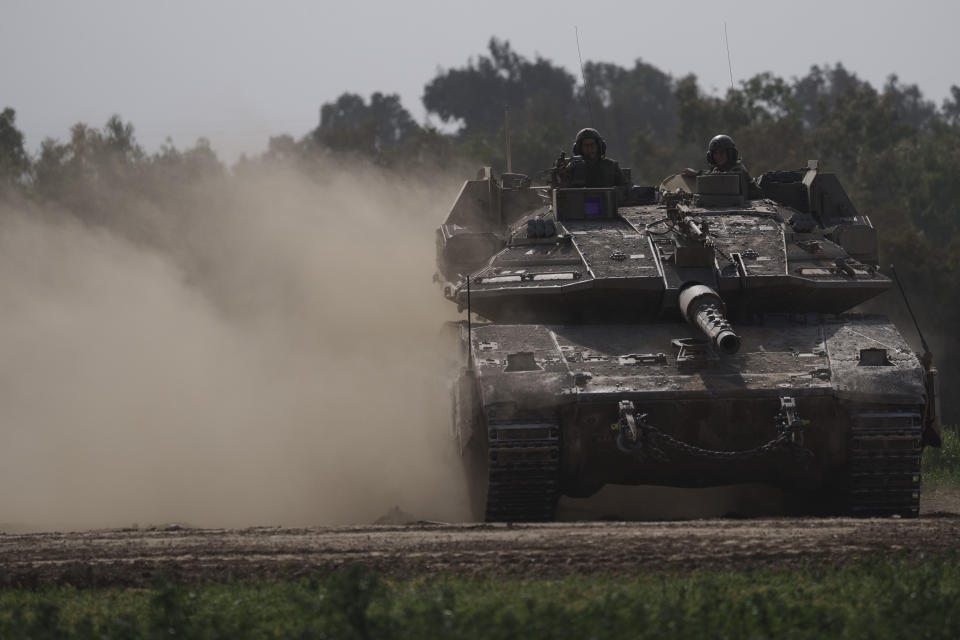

[2,558,960,639]
[1,429,958,638]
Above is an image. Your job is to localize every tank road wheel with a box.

[847,411,923,518]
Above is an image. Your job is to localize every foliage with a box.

[423,38,579,174]
[424,38,578,136]
[0,108,31,192]
[3,558,960,638]
[312,92,420,161]
[923,427,960,488]
[581,58,678,154]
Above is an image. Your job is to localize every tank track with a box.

[484,418,561,522]
[848,411,922,518]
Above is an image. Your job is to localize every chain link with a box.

[617,400,813,464]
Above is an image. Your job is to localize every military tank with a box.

[436,162,942,521]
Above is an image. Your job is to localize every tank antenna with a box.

[466,275,473,370]
[504,108,512,173]
[724,22,735,92]
[575,26,595,125]
[890,264,931,356]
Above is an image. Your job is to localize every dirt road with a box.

[3,506,959,587]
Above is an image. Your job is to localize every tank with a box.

[436,162,942,521]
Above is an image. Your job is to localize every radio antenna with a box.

[724,22,735,92]
[890,264,930,357]
[504,108,512,173]
[575,26,595,124]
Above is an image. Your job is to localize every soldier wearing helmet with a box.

[705,134,741,172]
[683,134,761,197]
[557,128,625,188]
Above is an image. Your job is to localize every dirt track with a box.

[3,505,960,587]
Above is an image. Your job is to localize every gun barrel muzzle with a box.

[682,216,704,239]
[678,284,741,355]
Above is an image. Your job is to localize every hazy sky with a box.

[3,0,959,162]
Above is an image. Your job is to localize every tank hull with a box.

[454,314,925,520]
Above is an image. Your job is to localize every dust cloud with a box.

[0,161,473,532]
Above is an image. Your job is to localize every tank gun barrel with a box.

[678,284,741,355]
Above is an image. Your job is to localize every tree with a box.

[0,107,30,192]
[941,85,960,126]
[423,38,578,174]
[792,63,870,128]
[581,58,678,157]
[424,38,576,136]
[311,92,420,162]
[883,75,936,132]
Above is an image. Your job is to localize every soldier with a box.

[706,134,746,174]
[683,134,761,198]
[557,128,625,188]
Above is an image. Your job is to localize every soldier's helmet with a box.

[707,134,739,166]
[573,128,607,158]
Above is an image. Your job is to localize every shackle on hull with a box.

[678,284,741,355]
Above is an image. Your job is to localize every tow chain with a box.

[616,397,813,464]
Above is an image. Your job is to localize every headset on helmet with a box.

[706,134,738,167]
[573,128,606,158]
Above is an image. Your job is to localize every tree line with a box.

[2,38,959,421]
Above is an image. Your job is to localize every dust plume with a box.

[0,160,473,531]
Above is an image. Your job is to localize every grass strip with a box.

[2,555,959,639]
[923,426,960,488]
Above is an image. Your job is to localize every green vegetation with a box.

[2,558,960,639]
[924,427,960,488]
